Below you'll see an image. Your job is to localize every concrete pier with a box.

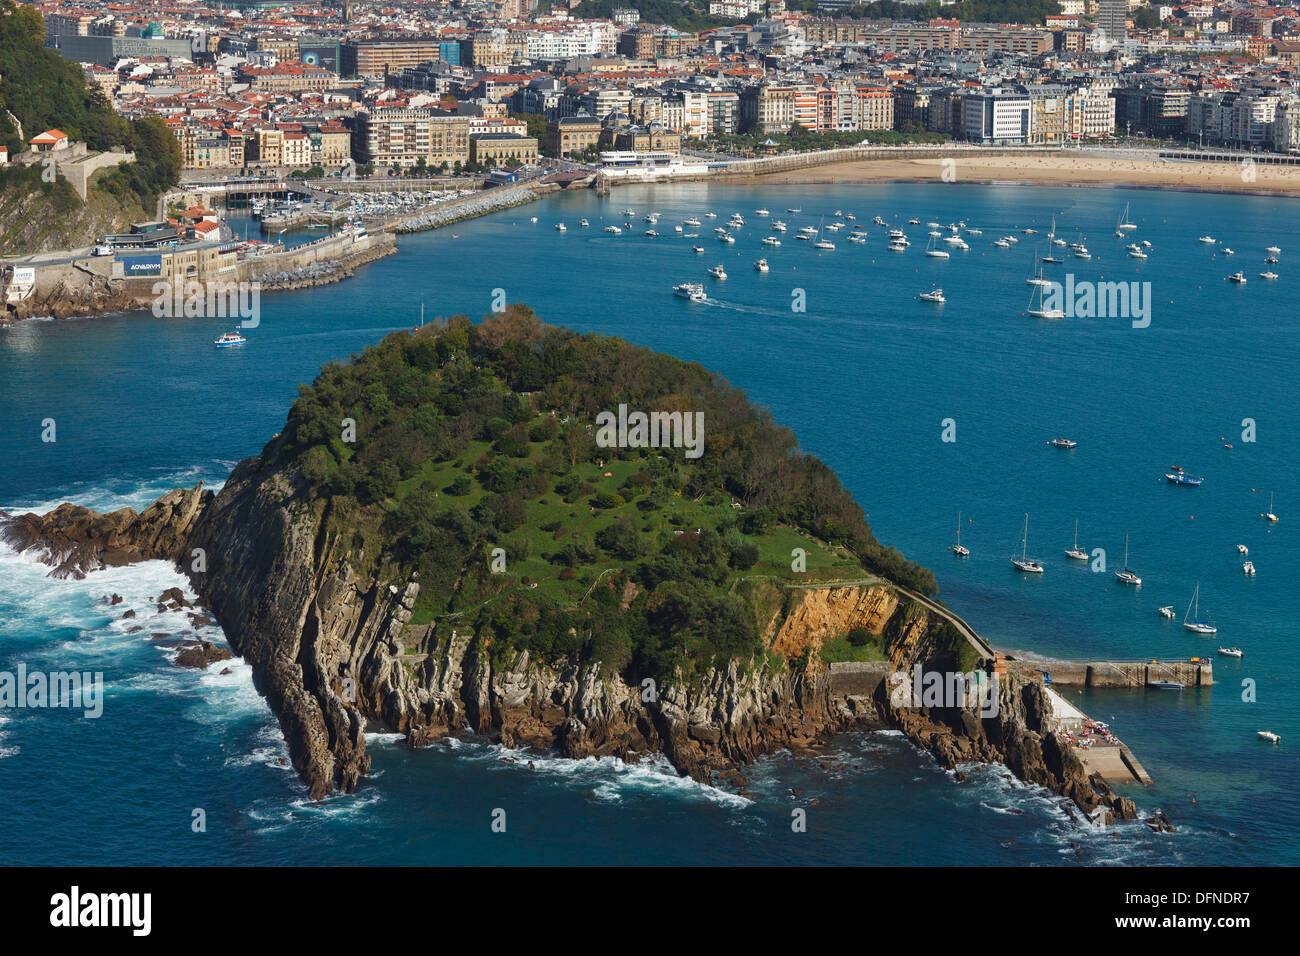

[1007,656,1212,688]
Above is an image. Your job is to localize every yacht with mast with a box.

[1011,514,1044,573]
[1262,491,1279,522]
[1114,533,1142,586]
[1117,202,1137,231]
[1182,584,1217,634]
[1027,281,1064,319]
[950,513,969,557]
[1065,519,1088,561]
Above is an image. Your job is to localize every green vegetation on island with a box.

[270,307,936,682]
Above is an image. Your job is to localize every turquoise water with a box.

[1,182,1295,865]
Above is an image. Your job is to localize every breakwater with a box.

[389,186,540,234]
[1006,656,1213,688]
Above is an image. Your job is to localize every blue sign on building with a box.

[122,255,163,275]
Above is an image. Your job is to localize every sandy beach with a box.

[736,153,1300,198]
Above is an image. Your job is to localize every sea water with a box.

[1,182,1295,865]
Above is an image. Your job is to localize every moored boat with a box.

[1011,514,1044,573]
[1182,583,1217,635]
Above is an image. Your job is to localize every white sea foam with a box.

[0,463,229,517]
[429,737,752,810]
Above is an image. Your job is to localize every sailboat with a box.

[812,216,835,250]
[1011,514,1043,573]
[1027,281,1064,319]
[1038,240,1064,264]
[1026,264,1052,288]
[925,234,950,258]
[1114,533,1141,585]
[1182,583,1217,634]
[1065,519,1088,560]
[1117,202,1137,231]
[950,513,969,557]
[1262,491,1279,522]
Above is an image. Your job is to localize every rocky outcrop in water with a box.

[0,485,210,578]
[0,463,1135,821]
[876,674,1137,823]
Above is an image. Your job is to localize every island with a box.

[0,306,1135,824]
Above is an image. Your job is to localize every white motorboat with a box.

[692,245,704,253]
[762,236,781,247]
[1236,544,1249,555]
[918,288,945,303]
[1243,560,1255,575]
[1198,235,1216,244]
[1258,730,1280,743]
[1259,271,1279,280]
[1158,606,1176,619]
[707,264,727,279]
[1218,646,1243,658]
[673,282,707,302]
[1227,271,1246,283]
[753,258,769,273]
[555,222,566,231]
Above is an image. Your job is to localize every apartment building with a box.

[354,107,471,168]
[740,83,796,134]
[963,90,1031,145]
[342,39,440,78]
[546,115,601,157]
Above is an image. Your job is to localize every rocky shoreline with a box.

[0,462,1138,824]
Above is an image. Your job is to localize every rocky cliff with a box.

[0,464,1131,820]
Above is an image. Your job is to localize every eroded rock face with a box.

[0,462,1136,821]
[876,676,1137,823]
[0,485,210,579]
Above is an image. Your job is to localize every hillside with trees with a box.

[0,0,182,252]
[269,307,938,682]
